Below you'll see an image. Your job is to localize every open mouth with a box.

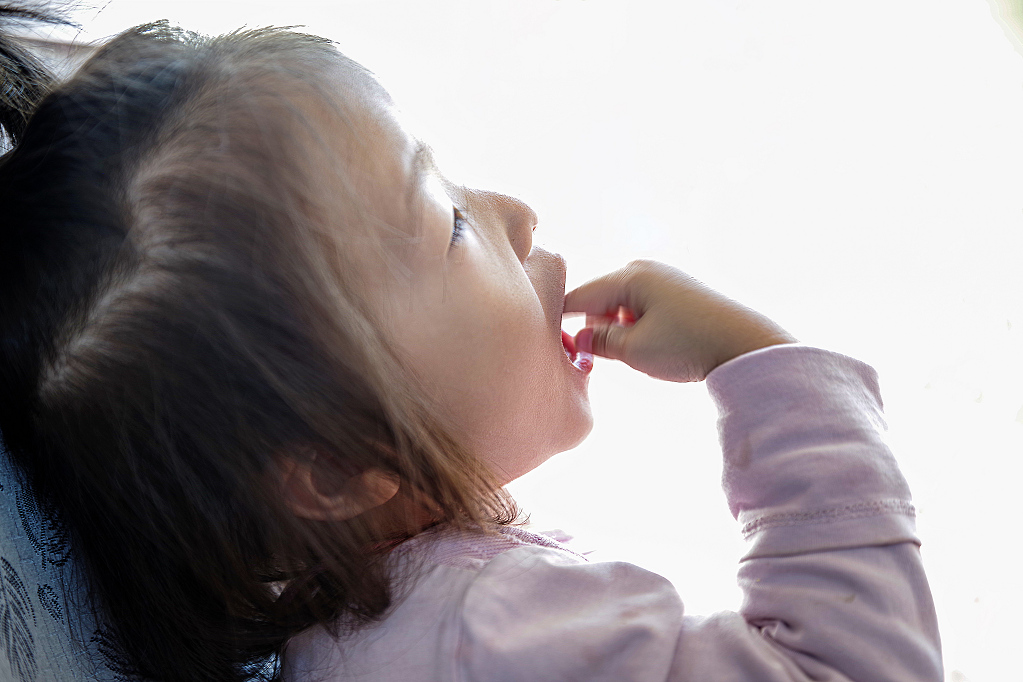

[561,329,576,361]
[561,322,592,372]
[554,257,591,373]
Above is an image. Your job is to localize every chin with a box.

[500,409,594,484]
[556,401,594,454]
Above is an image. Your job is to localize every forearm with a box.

[696,344,942,681]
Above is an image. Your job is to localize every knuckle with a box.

[623,259,667,288]
[593,325,619,355]
[626,258,657,273]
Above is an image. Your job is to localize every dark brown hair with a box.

[0,6,515,680]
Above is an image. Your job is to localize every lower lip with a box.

[562,330,593,374]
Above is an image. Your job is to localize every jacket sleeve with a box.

[458,345,943,682]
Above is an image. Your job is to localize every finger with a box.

[587,323,630,361]
[585,313,616,328]
[564,267,646,316]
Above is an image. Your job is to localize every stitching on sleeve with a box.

[740,499,916,537]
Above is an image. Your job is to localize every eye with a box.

[450,206,469,247]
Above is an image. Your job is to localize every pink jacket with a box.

[283,345,943,681]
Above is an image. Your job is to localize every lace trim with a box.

[393,524,585,570]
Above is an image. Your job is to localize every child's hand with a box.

[564,260,796,382]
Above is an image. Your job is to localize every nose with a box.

[494,193,537,262]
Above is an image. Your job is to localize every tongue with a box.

[561,330,576,360]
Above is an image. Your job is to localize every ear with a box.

[277,452,400,522]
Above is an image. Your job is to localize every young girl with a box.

[0,4,942,681]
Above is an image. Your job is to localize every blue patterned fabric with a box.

[0,444,129,682]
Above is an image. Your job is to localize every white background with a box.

[50,2,1023,680]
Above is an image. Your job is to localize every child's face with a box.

[319,63,593,485]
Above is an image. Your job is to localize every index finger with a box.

[563,262,652,316]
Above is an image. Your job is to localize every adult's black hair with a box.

[0,2,65,148]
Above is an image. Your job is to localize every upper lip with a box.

[551,251,568,328]
[525,245,568,335]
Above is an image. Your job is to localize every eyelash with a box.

[450,206,468,246]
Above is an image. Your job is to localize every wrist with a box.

[712,331,797,372]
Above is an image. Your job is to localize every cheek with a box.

[414,301,549,429]
[381,255,580,467]
[437,264,547,371]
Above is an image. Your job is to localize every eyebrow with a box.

[404,139,437,240]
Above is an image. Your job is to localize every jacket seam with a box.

[741,499,915,537]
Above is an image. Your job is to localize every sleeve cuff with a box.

[705,344,919,559]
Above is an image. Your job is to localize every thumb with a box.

[584,323,630,362]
